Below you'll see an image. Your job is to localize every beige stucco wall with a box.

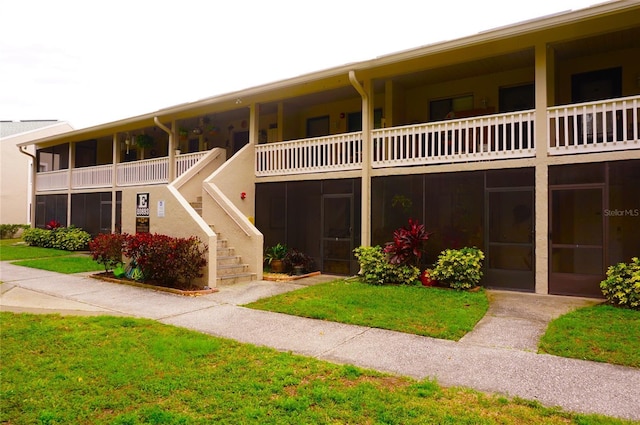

[1,122,73,224]
[204,143,263,280]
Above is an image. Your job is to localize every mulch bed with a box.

[262,271,321,282]
[90,272,218,296]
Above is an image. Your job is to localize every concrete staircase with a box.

[215,235,256,285]
[189,197,256,285]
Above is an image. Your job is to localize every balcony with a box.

[371,110,536,168]
[255,110,536,176]
[36,151,209,192]
[548,95,640,155]
[255,96,640,178]
[255,132,362,177]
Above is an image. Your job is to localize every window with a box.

[306,115,330,138]
[37,143,69,172]
[430,95,473,121]
[499,84,534,113]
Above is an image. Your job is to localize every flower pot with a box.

[293,265,305,276]
[270,259,285,273]
[420,270,436,286]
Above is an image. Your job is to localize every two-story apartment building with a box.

[19,1,640,297]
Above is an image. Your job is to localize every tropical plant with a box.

[431,247,484,290]
[354,245,420,286]
[383,218,431,266]
[284,248,315,274]
[264,243,287,265]
[600,257,640,310]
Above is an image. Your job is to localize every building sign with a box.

[136,193,150,233]
[157,200,165,218]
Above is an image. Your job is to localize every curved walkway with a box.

[1,262,639,421]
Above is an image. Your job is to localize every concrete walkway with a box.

[1,262,639,421]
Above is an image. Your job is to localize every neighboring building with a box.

[18,1,640,296]
[0,120,73,225]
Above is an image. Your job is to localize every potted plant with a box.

[135,134,154,149]
[284,248,314,276]
[178,128,189,142]
[265,243,287,273]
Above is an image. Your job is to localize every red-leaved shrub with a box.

[124,233,208,288]
[89,233,128,272]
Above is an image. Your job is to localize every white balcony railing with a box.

[72,164,113,189]
[255,132,362,176]
[548,95,640,155]
[36,152,210,191]
[371,110,536,168]
[176,151,209,176]
[36,169,69,191]
[117,157,168,186]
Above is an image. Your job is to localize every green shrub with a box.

[354,245,420,286]
[0,224,29,239]
[600,257,640,310]
[431,247,484,290]
[51,226,91,251]
[22,226,91,251]
[22,228,54,248]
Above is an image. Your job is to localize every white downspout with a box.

[18,146,36,227]
[349,70,372,246]
[154,117,175,181]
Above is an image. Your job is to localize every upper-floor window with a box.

[571,67,622,103]
[37,143,69,172]
[499,83,535,113]
[429,95,473,121]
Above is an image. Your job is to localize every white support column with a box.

[249,103,259,145]
[534,42,554,294]
[361,78,373,246]
[384,80,394,128]
[169,120,177,181]
[277,102,284,142]
[112,133,119,233]
[67,142,74,226]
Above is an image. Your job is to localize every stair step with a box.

[216,272,257,285]
[217,263,249,276]
[217,247,235,257]
[189,202,202,216]
[217,255,242,266]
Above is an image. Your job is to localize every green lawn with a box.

[1,312,628,425]
[0,239,102,274]
[11,255,105,274]
[246,280,489,341]
[0,239,72,261]
[539,304,640,368]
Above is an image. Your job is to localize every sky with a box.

[1,0,602,130]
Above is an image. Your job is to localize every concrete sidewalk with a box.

[1,261,639,421]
